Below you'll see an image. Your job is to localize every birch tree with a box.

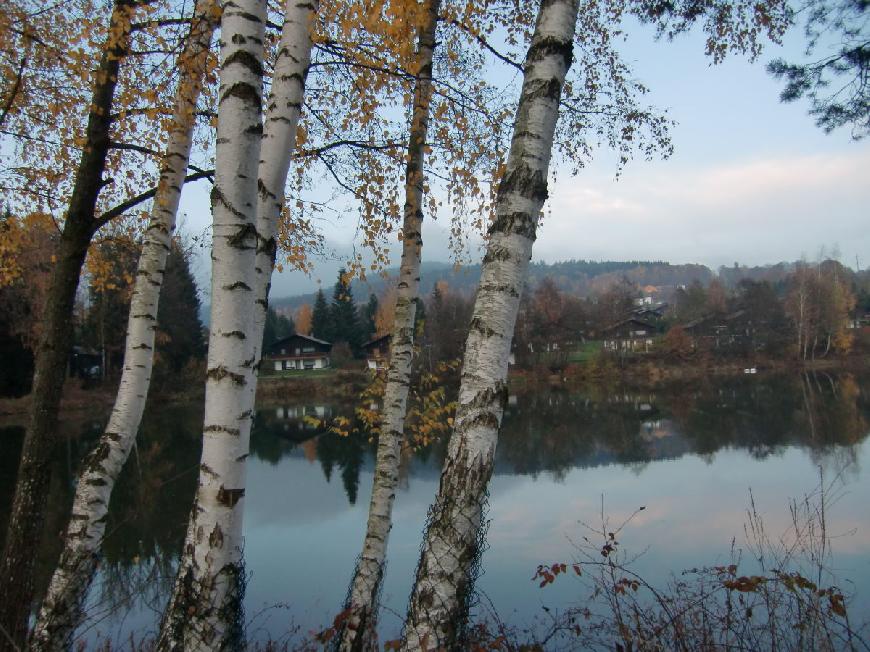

[154,0,266,647]
[399,0,791,645]
[0,3,144,647]
[0,2,218,645]
[401,3,582,647]
[251,0,318,367]
[157,0,320,646]
[27,2,219,648]
[337,2,440,649]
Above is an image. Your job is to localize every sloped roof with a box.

[361,334,391,349]
[269,333,332,348]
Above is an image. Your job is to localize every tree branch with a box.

[108,141,214,177]
[0,55,28,128]
[442,16,524,72]
[95,169,214,227]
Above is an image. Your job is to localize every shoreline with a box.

[2,356,867,427]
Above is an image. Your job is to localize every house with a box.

[265,334,332,371]
[682,310,751,349]
[632,304,668,322]
[69,346,102,379]
[361,334,391,370]
[601,318,658,353]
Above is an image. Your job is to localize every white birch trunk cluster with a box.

[401,1,580,649]
[251,0,317,370]
[28,2,219,648]
[157,0,315,648]
[156,1,267,649]
[338,3,440,650]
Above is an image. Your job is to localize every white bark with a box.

[156,1,266,649]
[28,3,219,649]
[338,3,439,651]
[401,1,580,649]
[251,0,317,361]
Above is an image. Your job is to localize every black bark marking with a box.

[209,523,224,549]
[223,50,264,77]
[257,235,277,260]
[219,81,262,109]
[257,178,276,200]
[222,330,247,339]
[499,160,548,202]
[468,317,499,338]
[228,222,258,249]
[478,282,519,298]
[525,76,563,102]
[526,35,573,68]
[210,186,246,219]
[206,366,246,385]
[482,246,512,263]
[217,486,245,508]
[204,424,242,437]
[223,281,252,291]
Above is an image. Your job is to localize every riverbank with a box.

[0,368,374,427]
[509,352,870,389]
[3,355,868,426]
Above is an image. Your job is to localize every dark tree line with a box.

[0,236,207,397]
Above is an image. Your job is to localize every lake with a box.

[2,371,869,647]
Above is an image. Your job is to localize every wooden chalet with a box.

[601,317,657,353]
[361,334,391,370]
[632,303,668,322]
[266,334,332,371]
[682,310,751,349]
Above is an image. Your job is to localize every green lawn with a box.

[567,341,602,363]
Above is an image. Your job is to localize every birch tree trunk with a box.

[401,1,579,649]
[27,4,219,649]
[0,3,138,649]
[251,0,317,366]
[337,3,440,650]
[156,1,266,649]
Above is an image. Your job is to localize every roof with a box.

[269,333,332,348]
[682,310,747,330]
[361,334,391,349]
[601,317,656,334]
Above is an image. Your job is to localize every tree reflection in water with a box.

[0,372,867,644]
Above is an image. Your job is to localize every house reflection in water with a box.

[266,404,333,438]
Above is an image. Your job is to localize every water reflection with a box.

[1,372,868,645]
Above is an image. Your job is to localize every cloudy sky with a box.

[178,15,870,299]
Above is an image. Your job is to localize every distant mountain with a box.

[270,259,719,312]
[208,258,870,318]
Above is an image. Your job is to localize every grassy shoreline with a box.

[2,355,867,426]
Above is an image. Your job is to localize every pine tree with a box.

[363,293,378,340]
[262,308,295,350]
[311,288,331,341]
[330,268,360,350]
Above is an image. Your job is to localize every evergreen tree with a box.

[363,293,378,339]
[330,268,361,350]
[311,288,331,341]
[156,241,206,374]
[262,308,295,351]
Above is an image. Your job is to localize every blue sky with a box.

[178,13,870,299]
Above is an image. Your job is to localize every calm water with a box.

[2,372,869,646]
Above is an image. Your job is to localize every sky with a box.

[177,14,870,300]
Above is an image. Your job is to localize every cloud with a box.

[539,148,870,267]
